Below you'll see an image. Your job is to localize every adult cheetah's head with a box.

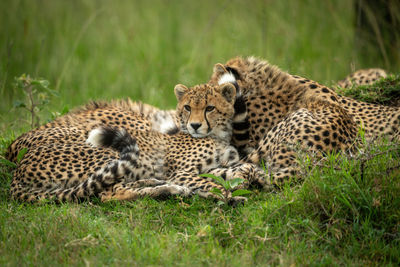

[209,56,265,91]
[209,57,248,86]
[174,83,236,141]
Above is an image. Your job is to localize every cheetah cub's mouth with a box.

[189,131,208,138]
[187,121,210,138]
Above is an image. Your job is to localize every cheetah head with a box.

[209,56,266,91]
[175,83,236,141]
[209,57,247,87]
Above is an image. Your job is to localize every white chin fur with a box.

[191,133,207,138]
[188,128,208,138]
[218,72,236,85]
[86,128,104,147]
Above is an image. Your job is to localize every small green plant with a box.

[49,105,70,122]
[13,74,58,129]
[199,174,252,205]
[0,146,27,184]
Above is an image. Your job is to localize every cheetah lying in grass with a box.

[7,83,268,203]
[205,57,399,184]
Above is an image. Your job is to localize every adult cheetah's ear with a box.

[218,83,236,104]
[174,84,189,101]
[214,63,242,82]
[213,63,228,76]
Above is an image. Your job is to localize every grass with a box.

[1,139,399,265]
[337,74,400,106]
[0,0,399,266]
[0,0,381,135]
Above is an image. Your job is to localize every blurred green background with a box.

[0,0,398,135]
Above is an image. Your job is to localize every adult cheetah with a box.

[206,57,400,184]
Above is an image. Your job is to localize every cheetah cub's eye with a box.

[205,106,215,112]
[184,105,191,112]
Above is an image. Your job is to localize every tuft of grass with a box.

[298,142,400,264]
[337,74,400,106]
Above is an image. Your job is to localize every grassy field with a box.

[0,0,378,135]
[1,0,399,266]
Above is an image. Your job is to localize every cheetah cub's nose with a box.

[190,123,202,131]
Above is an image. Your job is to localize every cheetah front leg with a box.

[100,179,192,202]
[244,141,301,186]
[207,163,273,191]
[101,169,250,204]
[168,170,249,204]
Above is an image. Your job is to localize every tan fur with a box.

[208,56,400,183]
[336,68,388,88]
[175,83,236,141]
[6,99,177,163]
[8,86,268,203]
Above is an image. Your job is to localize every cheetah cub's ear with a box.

[174,84,189,101]
[217,83,236,104]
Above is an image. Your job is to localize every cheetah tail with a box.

[44,128,140,202]
[86,126,139,156]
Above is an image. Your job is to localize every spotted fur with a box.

[336,68,388,89]
[175,83,237,141]
[8,85,269,203]
[207,56,400,184]
[6,99,178,163]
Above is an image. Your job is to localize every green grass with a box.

[0,0,386,135]
[1,140,399,265]
[1,0,400,266]
[337,74,400,106]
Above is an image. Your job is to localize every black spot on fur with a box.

[110,163,119,175]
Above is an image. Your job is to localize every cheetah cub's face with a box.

[175,83,236,141]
